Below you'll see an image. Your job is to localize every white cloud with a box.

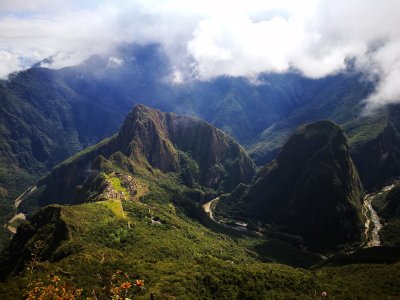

[362,40,400,111]
[106,56,124,69]
[0,0,399,107]
[0,10,117,72]
[0,0,71,14]
[0,49,23,78]
[188,15,300,79]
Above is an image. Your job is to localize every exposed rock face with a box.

[118,105,179,172]
[216,120,365,247]
[118,105,256,189]
[26,105,256,207]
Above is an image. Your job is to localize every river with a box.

[363,194,382,247]
[362,183,396,247]
[202,197,257,234]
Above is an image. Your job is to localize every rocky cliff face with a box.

[24,105,256,208]
[118,105,256,189]
[118,105,179,172]
[216,120,365,247]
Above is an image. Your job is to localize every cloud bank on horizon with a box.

[0,0,399,109]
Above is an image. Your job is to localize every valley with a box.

[0,42,399,300]
[363,194,384,248]
[1,105,399,299]
[1,2,400,298]
[202,197,253,234]
[1,48,399,255]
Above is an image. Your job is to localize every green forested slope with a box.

[216,121,365,248]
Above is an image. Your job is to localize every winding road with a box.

[202,197,219,221]
[202,197,257,234]
[5,186,36,234]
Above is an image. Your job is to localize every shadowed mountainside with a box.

[216,120,365,248]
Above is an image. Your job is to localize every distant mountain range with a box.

[2,43,400,250]
[1,102,400,298]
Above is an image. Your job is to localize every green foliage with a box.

[178,150,200,187]
[372,182,400,247]
[217,121,365,248]
[0,164,36,250]
[214,185,248,221]
[245,75,400,191]
[380,220,400,247]
[27,105,255,212]
[1,197,400,299]
[99,200,125,219]
[54,136,115,170]
[0,73,126,249]
[2,61,400,299]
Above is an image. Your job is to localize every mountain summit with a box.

[216,120,365,247]
[118,104,255,188]
[23,105,256,208]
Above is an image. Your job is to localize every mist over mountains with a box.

[1,2,400,297]
[2,0,400,111]
[1,43,398,196]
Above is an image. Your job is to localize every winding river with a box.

[202,197,253,233]
[363,183,395,247]
[363,194,382,247]
[204,188,388,248]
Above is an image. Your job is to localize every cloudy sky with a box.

[0,0,399,108]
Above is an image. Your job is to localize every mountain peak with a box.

[118,104,178,172]
[216,120,365,247]
[275,120,344,165]
[116,104,256,188]
[27,105,256,207]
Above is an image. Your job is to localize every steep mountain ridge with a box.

[2,44,400,252]
[216,121,365,247]
[247,80,400,190]
[351,118,400,189]
[23,105,256,209]
[0,47,346,246]
[0,74,125,247]
[116,104,256,189]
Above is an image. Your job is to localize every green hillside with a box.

[216,121,365,249]
[247,78,400,191]
[372,181,400,247]
[1,109,399,299]
[1,193,400,299]
[17,105,255,216]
